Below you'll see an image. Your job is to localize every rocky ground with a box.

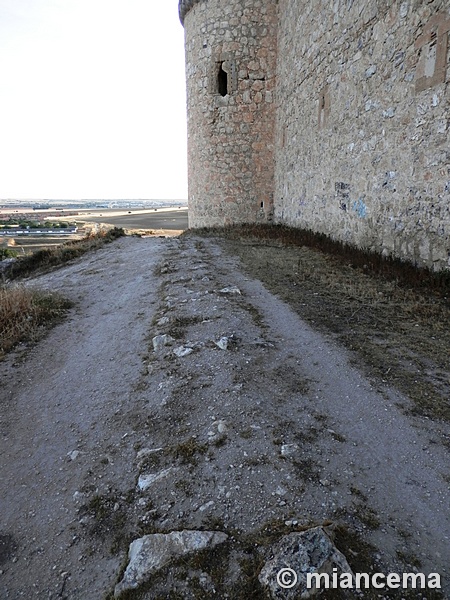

[0,234,448,599]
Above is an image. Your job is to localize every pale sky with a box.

[0,0,188,200]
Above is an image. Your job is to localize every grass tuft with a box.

[0,285,72,357]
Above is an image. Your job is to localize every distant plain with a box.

[72,207,189,231]
[0,207,189,255]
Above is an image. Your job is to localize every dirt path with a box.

[0,237,165,598]
[0,235,449,599]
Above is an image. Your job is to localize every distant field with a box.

[75,209,188,231]
[0,208,189,255]
[1,234,86,256]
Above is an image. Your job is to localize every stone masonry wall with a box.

[182,0,278,227]
[274,0,450,270]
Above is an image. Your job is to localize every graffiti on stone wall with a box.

[335,182,350,212]
[352,198,367,218]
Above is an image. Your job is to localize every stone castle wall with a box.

[275,0,450,270]
[181,0,278,227]
[180,0,450,269]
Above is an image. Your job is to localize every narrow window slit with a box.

[218,63,228,96]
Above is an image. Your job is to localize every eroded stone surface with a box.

[137,468,176,492]
[259,527,354,599]
[152,334,174,353]
[114,530,228,597]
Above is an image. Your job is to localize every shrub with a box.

[0,248,18,260]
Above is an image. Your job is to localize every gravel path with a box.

[0,235,448,599]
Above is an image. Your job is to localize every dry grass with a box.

[0,229,124,357]
[186,224,450,421]
[0,285,72,357]
[4,227,125,279]
[185,223,450,294]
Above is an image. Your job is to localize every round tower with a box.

[179,0,278,228]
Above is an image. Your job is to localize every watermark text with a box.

[276,567,441,591]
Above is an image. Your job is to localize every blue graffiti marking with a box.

[352,198,367,218]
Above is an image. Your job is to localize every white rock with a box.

[68,450,80,461]
[73,491,84,503]
[173,345,193,357]
[215,336,229,350]
[365,64,377,78]
[137,468,176,492]
[199,500,214,512]
[114,530,228,597]
[152,334,174,352]
[213,420,227,434]
[157,316,170,326]
[219,286,241,295]
[383,107,395,118]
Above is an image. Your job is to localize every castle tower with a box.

[179,0,278,227]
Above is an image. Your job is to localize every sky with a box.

[0,0,188,200]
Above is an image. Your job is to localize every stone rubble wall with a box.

[180,0,449,269]
[275,0,450,269]
[182,0,278,227]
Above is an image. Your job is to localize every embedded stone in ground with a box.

[137,467,176,492]
[219,286,241,295]
[114,530,228,597]
[152,334,174,352]
[259,526,353,599]
[215,336,229,350]
[173,345,193,357]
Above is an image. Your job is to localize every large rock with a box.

[259,527,354,599]
[114,530,228,597]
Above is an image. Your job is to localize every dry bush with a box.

[0,285,72,357]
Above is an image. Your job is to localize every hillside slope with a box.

[0,235,448,598]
